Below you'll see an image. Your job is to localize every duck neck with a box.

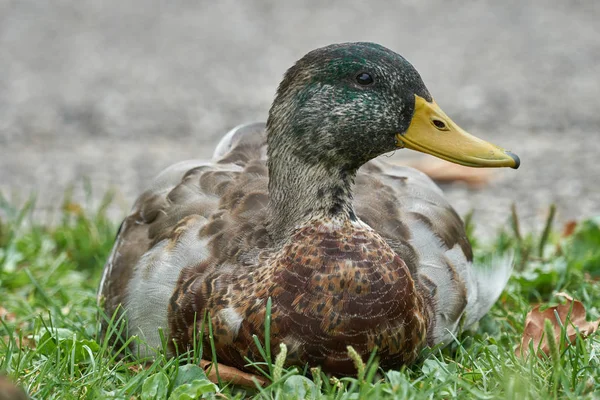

[267,151,358,240]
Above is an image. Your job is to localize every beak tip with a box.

[505,151,520,169]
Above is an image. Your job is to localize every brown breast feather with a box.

[169,218,431,375]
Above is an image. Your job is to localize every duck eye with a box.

[356,72,374,85]
[431,118,448,130]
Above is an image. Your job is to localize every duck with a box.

[97,42,519,375]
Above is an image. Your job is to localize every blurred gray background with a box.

[1,0,599,237]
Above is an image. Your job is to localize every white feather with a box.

[462,251,514,328]
[124,216,211,357]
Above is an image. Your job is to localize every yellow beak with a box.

[397,95,519,169]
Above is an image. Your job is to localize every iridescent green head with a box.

[267,42,519,170]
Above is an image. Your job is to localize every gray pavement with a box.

[1,0,599,238]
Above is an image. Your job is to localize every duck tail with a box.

[463,251,514,328]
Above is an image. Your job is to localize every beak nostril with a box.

[431,119,448,130]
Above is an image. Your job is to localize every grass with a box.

[1,191,599,399]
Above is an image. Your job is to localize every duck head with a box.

[267,42,519,170]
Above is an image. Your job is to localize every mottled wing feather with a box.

[98,160,221,348]
[98,125,270,355]
[98,161,205,312]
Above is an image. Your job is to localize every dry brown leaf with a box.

[15,335,36,350]
[0,307,17,323]
[63,202,84,215]
[397,158,494,188]
[1,308,36,350]
[516,292,600,358]
[127,364,144,373]
[200,359,268,388]
[562,220,578,238]
[128,359,266,388]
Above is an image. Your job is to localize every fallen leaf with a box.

[200,359,268,388]
[562,220,577,238]
[0,334,35,350]
[128,364,143,373]
[63,202,83,215]
[396,158,494,188]
[0,307,17,323]
[516,292,600,358]
[0,308,36,350]
[120,358,266,389]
